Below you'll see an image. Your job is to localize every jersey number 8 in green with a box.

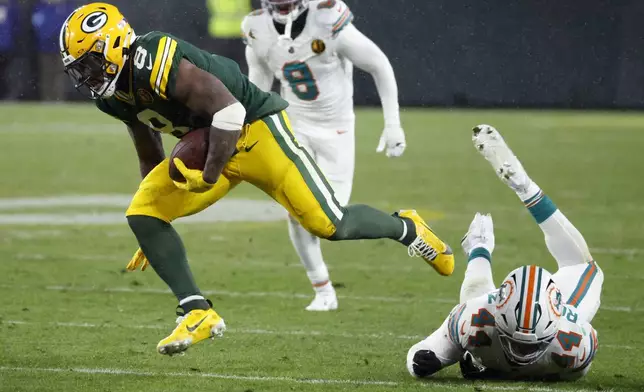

[282,61,319,101]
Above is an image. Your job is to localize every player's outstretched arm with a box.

[172,59,245,187]
[336,24,405,157]
[127,122,165,179]
[407,310,464,378]
[245,46,274,92]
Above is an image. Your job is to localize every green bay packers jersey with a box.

[96,31,288,137]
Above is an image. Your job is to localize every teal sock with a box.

[469,247,491,263]
[524,191,557,224]
[127,215,209,309]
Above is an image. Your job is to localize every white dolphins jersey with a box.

[446,292,599,380]
[242,0,355,126]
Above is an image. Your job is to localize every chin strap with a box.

[277,14,294,47]
[284,15,293,38]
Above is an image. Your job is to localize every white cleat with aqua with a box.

[472,124,531,194]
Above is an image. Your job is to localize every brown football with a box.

[169,128,209,183]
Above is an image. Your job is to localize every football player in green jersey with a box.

[60,2,454,356]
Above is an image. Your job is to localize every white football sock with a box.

[539,209,593,269]
[518,176,592,269]
[287,216,330,287]
[313,281,335,294]
[460,252,495,303]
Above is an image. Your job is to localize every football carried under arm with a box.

[335,24,405,157]
[172,59,245,191]
[127,122,165,179]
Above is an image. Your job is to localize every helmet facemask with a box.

[497,328,554,366]
[262,0,309,24]
[64,40,123,99]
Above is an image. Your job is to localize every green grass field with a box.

[0,104,643,392]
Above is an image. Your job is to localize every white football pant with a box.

[287,118,355,286]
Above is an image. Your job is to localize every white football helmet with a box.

[495,265,563,365]
[261,0,310,23]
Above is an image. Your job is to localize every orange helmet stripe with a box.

[522,265,537,329]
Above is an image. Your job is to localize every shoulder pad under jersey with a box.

[241,9,272,48]
[310,0,353,37]
[132,31,182,100]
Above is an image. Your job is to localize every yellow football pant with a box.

[126,111,344,238]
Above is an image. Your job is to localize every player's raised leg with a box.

[472,124,596,268]
[126,159,238,355]
[240,111,454,275]
[459,213,496,303]
[472,124,603,321]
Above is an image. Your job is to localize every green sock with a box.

[127,215,208,310]
[329,204,415,244]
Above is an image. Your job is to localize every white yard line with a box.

[40,284,456,304]
[0,283,635,312]
[0,366,616,391]
[0,195,286,225]
[0,195,133,210]
[1,320,427,341]
[590,248,642,260]
[10,252,421,273]
[9,252,644,281]
[2,320,636,351]
[0,281,637,312]
[0,366,397,386]
[496,244,644,260]
[0,123,123,133]
[600,306,634,312]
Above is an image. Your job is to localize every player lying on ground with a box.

[407,125,603,380]
[59,3,454,356]
[242,0,406,311]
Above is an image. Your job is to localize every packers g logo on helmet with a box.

[59,3,135,99]
[81,11,108,33]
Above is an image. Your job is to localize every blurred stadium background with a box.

[1,1,644,392]
[2,0,644,108]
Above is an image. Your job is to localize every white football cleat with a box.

[460,212,495,257]
[305,290,338,311]
[472,124,532,194]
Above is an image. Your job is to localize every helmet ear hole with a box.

[113,36,121,49]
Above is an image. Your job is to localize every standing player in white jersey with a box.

[407,125,603,381]
[242,0,406,311]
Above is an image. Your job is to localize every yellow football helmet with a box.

[59,3,135,98]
